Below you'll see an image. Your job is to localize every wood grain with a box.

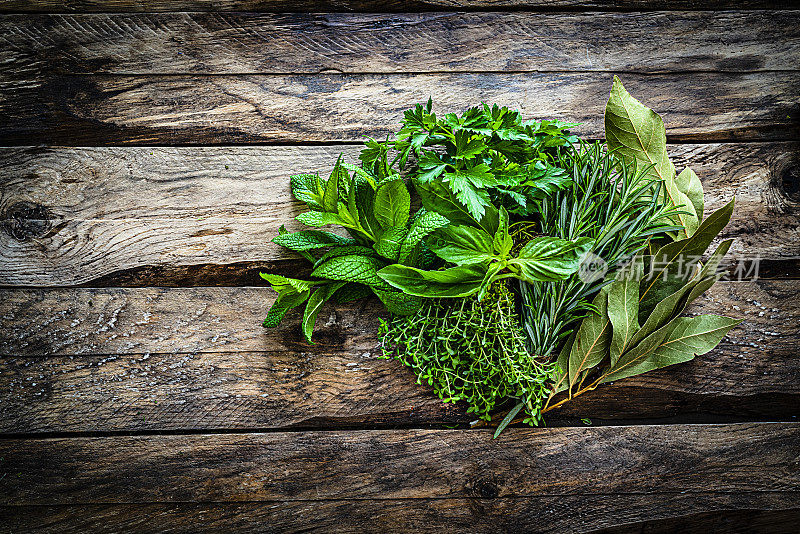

[2,1,800,13]
[1,423,798,504]
[2,143,797,286]
[2,12,797,75]
[0,500,800,534]
[1,72,798,145]
[2,496,800,534]
[1,281,797,432]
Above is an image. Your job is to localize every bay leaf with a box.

[602,314,741,383]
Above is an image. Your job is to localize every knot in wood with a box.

[472,479,500,499]
[1,201,53,241]
[780,164,800,204]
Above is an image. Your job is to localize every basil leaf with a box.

[428,225,494,265]
[377,263,488,298]
[510,237,591,283]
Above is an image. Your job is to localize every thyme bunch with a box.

[379,281,556,424]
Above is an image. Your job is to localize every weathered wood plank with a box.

[1,424,798,504]
[0,281,797,432]
[2,12,797,75]
[1,72,797,145]
[2,143,797,286]
[3,1,800,13]
[3,495,799,534]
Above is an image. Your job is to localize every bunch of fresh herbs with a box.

[262,76,738,435]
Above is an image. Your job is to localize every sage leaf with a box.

[602,314,741,383]
[605,75,699,238]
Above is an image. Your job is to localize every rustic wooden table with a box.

[1,1,799,532]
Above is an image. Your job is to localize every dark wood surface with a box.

[1,3,798,533]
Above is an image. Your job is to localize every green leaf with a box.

[568,288,612,388]
[259,273,318,294]
[428,225,495,265]
[354,175,380,239]
[605,75,699,237]
[332,282,372,304]
[444,171,490,220]
[510,237,592,283]
[374,177,411,230]
[371,287,424,315]
[639,199,734,316]
[377,263,488,298]
[296,211,345,227]
[312,254,389,288]
[272,230,356,252]
[313,245,376,269]
[302,282,346,344]
[493,401,524,439]
[551,332,576,394]
[263,289,310,328]
[603,314,741,383]
[374,226,409,262]
[414,179,498,234]
[398,211,450,265]
[290,173,326,209]
[607,260,643,366]
[676,167,704,221]
[323,156,346,213]
[492,207,513,257]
